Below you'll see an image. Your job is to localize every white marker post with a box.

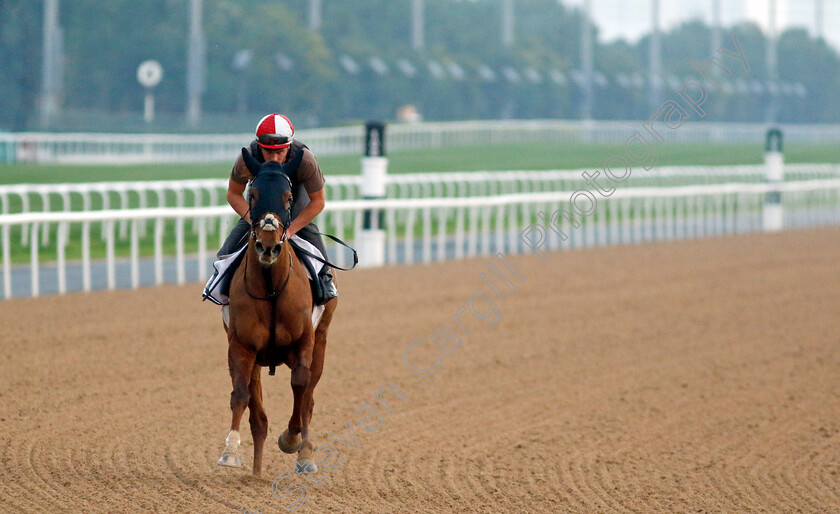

[137,60,163,123]
[359,121,387,267]
[763,128,783,232]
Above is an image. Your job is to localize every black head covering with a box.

[241,147,302,229]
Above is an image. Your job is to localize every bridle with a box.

[244,174,293,297]
[243,198,293,301]
[242,174,294,376]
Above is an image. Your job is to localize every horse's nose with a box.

[255,240,281,260]
[255,241,274,256]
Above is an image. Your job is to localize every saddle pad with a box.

[206,237,332,332]
[202,245,248,306]
[288,235,327,279]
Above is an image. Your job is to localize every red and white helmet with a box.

[255,113,295,149]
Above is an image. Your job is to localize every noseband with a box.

[250,213,290,248]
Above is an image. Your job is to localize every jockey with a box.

[217,113,337,305]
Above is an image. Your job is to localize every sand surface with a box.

[1,228,839,513]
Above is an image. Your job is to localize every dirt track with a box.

[1,228,839,513]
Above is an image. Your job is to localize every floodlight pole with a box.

[649,0,661,113]
[41,0,63,128]
[187,0,206,127]
[412,0,424,51]
[815,0,824,40]
[580,0,593,120]
[309,0,321,31]
[711,0,722,54]
[502,0,514,48]
[766,0,778,123]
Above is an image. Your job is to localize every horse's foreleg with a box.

[304,300,334,427]
[248,365,268,476]
[298,331,327,465]
[278,359,309,454]
[218,342,255,468]
[279,337,315,473]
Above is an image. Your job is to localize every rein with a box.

[290,232,359,271]
[243,239,293,376]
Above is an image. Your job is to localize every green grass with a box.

[0,162,233,185]
[321,142,840,174]
[4,219,214,265]
[1,141,837,185]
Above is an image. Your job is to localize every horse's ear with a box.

[241,147,261,176]
[279,146,305,176]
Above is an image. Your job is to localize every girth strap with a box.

[261,266,279,376]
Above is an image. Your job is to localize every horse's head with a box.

[241,147,294,266]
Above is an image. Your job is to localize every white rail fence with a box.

[2,165,837,260]
[1,180,839,298]
[3,120,840,164]
[3,164,838,219]
[377,163,840,199]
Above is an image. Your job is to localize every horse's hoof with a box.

[295,459,318,475]
[217,452,242,468]
[278,430,302,454]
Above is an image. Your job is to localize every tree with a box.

[1,0,839,130]
[778,28,840,122]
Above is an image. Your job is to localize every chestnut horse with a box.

[217,148,337,476]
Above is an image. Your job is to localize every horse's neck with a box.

[247,241,293,295]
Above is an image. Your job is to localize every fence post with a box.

[763,128,784,232]
[2,225,10,298]
[359,121,387,267]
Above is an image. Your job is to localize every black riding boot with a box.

[296,223,337,305]
[318,267,338,304]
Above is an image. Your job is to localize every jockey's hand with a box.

[286,189,325,241]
